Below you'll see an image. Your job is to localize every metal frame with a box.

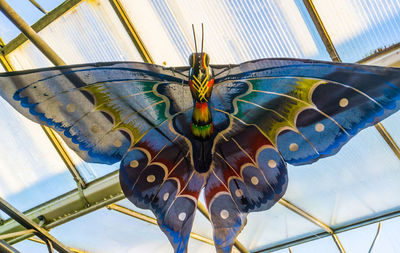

[0,196,73,253]
[0,240,20,253]
[0,0,399,252]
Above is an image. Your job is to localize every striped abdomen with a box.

[191,101,213,140]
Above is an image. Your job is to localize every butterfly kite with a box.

[1,25,400,253]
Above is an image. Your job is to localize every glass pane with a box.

[373,217,400,252]
[14,239,50,253]
[5,0,144,182]
[0,96,76,215]
[312,0,400,62]
[284,126,400,228]
[337,223,379,253]
[118,198,214,239]
[48,206,215,253]
[237,203,323,251]
[120,0,330,66]
[290,236,339,253]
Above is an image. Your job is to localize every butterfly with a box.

[1,39,400,252]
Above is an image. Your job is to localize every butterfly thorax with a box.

[188,53,214,140]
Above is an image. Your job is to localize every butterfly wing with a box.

[0,62,205,252]
[120,119,205,253]
[0,62,190,164]
[211,58,400,165]
[204,58,400,251]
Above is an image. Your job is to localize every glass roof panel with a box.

[0,63,4,72]
[120,0,330,66]
[0,96,76,217]
[14,239,50,252]
[237,203,323,251]
[5,0,144,182]
[336,222,379,253]
[117,198,214,240]
[46,206,216,253]
[289,235,339,253]
[312,0,400,62]
[284,125,400,228]
[370,217,400,252]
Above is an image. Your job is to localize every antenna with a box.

[192,24,198,53]
[201,23,204,55]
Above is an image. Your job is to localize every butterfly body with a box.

[188,53,214,141]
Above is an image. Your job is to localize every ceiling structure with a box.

[0,0,400,252]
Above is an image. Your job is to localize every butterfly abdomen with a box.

[191,101,213,140]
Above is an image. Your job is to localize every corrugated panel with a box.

[120,0,330,66]
[5,0,144,182]
[312,0,400,62]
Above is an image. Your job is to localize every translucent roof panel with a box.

[38,206,216,253]
[290,235,339,253]
[336,222,380,253]
[5,0,144,182]
[117,198,214,240]
[0,0,64,43]
[120,0,331,66]
[337,217,400,253]
[312,0,400,62]
[0,95,76,216]
[284,126,400,228]
[6,0,143,67]
[237,203,323,251]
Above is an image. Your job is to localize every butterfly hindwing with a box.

[0,62,189,164]
[120,119,205,253]
[204,118,288,252]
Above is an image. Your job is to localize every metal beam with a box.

[302,0,340,62]
[0,240,20,253]
[0,229,35,240]
[0,171,123,244]
[28,0,47,14]
[2,0,82,55]
[0,197,73,253]
[107,204,215,246]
